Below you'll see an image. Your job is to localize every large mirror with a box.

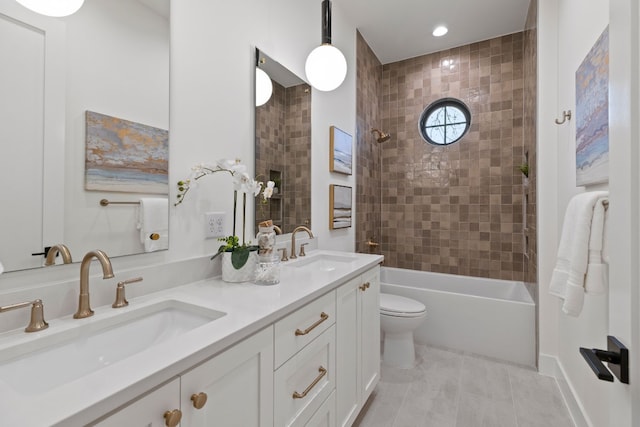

[0,0,170,272]
[254,49,311,234]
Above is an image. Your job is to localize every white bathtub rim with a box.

[381,283,535,307]
[380,267,533,303]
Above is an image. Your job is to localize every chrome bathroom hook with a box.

[555,110,572,125]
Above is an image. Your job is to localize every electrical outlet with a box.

[204,212,225,238]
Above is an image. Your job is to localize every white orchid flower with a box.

[263,181,275,200]
[217,158,246,175]
[232,171,253,192]
[249,180,263,197]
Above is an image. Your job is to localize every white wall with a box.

[538,0,611,425]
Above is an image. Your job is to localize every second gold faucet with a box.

[74,250,114,319]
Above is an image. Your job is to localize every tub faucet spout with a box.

[74,250,114,319]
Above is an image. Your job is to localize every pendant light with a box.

[15,0,85,17]
[305,0,347,92]
[255,50,273,107]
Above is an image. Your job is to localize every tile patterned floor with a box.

[354,345,574,427]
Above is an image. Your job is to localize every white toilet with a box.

[380,293,427,368]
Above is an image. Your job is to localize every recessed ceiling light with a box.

[433,26,448,37]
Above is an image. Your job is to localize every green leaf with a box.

[231,247,250,269]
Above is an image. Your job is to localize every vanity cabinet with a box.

[274,290,336,427]
[94,327,273,427]
[93,378,180,427]
[335,266,380,427]
[89,263,380,427]
[180,326,274,427]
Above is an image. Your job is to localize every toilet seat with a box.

[380,293,426,318]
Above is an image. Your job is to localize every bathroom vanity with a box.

[0,250,382,426]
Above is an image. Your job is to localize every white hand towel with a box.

[585,197,608,294]
[138,198,168,252]
[549,191,608,316]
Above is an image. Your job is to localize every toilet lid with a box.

[380,293,426,315]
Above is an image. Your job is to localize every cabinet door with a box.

[306,391,336,427]
[335,276,361,427]
[180,326,274,427]
[93,378,180,427]
[360,267,380,402]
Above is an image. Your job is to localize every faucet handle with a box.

[0,299,49,332]
[278,248,289,262]
[299,243,309,257]
[112,277,143,308]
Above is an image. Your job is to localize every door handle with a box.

[579,336,629,384]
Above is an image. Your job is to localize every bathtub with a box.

[380,267,536,366]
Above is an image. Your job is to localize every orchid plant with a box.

[175,159,274,269]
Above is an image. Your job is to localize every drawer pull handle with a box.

[295,312,329,336]
[163,409,182,427]
[191,392,208,409]
[359,282,370,291]
[292,366,327,399]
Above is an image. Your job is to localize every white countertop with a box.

[0,250,382,426]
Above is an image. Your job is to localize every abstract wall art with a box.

[575,26,609,186]
[85,111,169,194]
[329,184,352,229]
[330,125,353,175]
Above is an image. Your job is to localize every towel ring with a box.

[555,110,572,125]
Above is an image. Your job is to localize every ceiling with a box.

[338,0,531,64]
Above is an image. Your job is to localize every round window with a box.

[419,98,471,145]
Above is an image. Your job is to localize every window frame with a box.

[418,98,471,146]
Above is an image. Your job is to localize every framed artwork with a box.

[330,125,353,175]
[575,26,609,186]
[329,184,352,229]
[85,111,169,194]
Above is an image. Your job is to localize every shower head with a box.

[371,128,391,143]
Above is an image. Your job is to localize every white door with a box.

[608,0,639,424]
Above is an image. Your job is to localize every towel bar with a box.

[99,199,140,206]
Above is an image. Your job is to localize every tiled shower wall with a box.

[357,31,534,281]
[255,82,311,233]
[523,0,538,360]
[380,34,526,280]
[524,0,538,289]
[355,31,382,254]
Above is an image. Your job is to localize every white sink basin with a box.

[0,300,225,394]
[287,254,358,272]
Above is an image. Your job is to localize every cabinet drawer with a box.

[305,390,336,427]
[274,325,336,427]
[275,291,336,368]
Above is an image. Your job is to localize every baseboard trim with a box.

[538,353,590,427]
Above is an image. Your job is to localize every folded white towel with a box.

[549,191,608,316]
[585,198,608,294]
[138,198,168,253]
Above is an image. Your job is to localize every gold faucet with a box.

[74,250,114,319]
[44,244,73,266]
[290,226,314,259]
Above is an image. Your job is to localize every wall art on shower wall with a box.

[85,111,169,194]
[329,125,353,175]
[575,26,609,186]
[329,184,352,229]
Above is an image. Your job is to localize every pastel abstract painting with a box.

[85,111,169,194]
[575,26,609,186]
